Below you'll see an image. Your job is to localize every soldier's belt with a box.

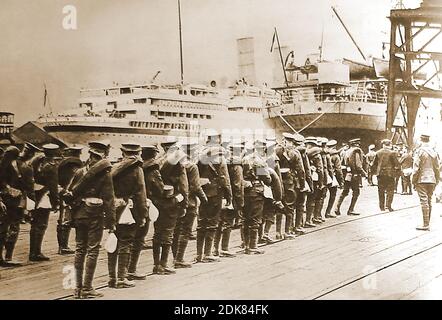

[82,197,104,207]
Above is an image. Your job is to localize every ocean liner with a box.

[36,81,278,148]
[264,57,388,147]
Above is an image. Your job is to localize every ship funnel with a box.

[237,37,257,86]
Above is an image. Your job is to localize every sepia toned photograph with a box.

[1,0,442,306]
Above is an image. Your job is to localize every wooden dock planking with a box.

[2,185,439,300]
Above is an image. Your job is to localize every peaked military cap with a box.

[205,129,221,139]
[42,143,60,157]
[326,139,337,147]
[368,144,375,150]
[266,140,277,148]
[121,142,142,152]
[348,138,361,145]
[160,136,179,148]
[381,139,392,146]
[305,136,320,146]
[88,140,110,157]
[141,145,159,152]
[282,132,295,140]
[293,133,305,143]
[254,138,267,148]
[318,137,329,145]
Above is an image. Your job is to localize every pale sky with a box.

[0,0,421,125]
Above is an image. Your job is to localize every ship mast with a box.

[331,6,366,61]
[178,0,184,84]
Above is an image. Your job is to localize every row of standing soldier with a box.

[0,132,368,299]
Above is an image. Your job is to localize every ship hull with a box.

[264,101,388,148]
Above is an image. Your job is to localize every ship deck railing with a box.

[280,87,387,105]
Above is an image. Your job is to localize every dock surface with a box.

[1,184,442,300]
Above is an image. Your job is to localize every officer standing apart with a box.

[372,139,401,212]
[65,140,116,299]
[109,143,149,288]
[334,138,366,216]
[412,133,440,231]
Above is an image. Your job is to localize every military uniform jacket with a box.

[278,146,306,190]
[58,157,83,189]
[346,147,365,176]
[297,146,313,191]
[143,159,165,208]
[366,150,376,166]
[34,158,60,209]
[399,152,413,169]
[228,156,245,210]
[159,153,189,208]
[185,160,206,208]
[306,147,324,188]
[242,152,272,195]
[321,151,334,185]
[68,159,116,229]
[372,148,401,178]
[0,157,35,210]
[112,157,149,225]
[198,156,232,202]
[412,145,440,185]
[330,151,344,186]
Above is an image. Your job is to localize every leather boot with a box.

[334,192,346,216]
[117,252,135,288]
[83,254,101,297]
[275,214,282,239]
[160,244,176,274]
[203,229,219,262]
[59,226,74,255]
[347,194,360,215]
[284,215,295,239]
[386,192,394,212]
[152,240,163,273]
[107,252,117,288]
[194,229,205,263]
[56,224,63,253]
[248,229,264,254]
[175,235,192,268]
[416,207,431,231]
[213,225,222,256]
[28,229,36,260]
[30,232,50,261]
[171,230,179,259]
[127,248,147,280]
[220,229,235,257]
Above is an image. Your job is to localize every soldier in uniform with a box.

[412,133,440,231]
[324,140,344,217]
[108,143,149,288]
[372,139,401,212]
[317,137,335,220]
[214,142,243,256]
[276,133,305,239]
[242,139,272,254]
[334,138,366,216]
[259,140,284,243]
[57,146,83,255]
[197,132,232,262]
[64,140,115,298]
[156,140,188,273]
[366,144,376,186]
[293,134,312,235]
[29,143,61,261]
[0,145,34,266]
[304,137,324,227]
[139,145,169,275]
[174,142,207,267]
